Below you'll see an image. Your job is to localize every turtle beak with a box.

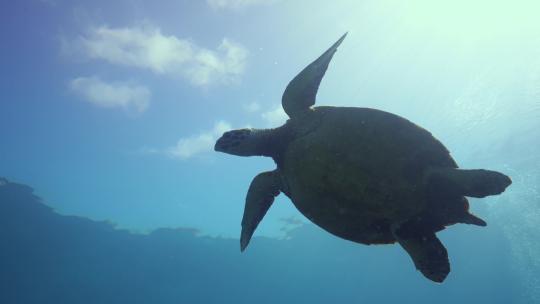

[214,129,252,155]
[215,131,235,153]
[214,136,226,152]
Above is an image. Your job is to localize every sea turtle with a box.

[214,33,511,282]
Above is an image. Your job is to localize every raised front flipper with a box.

[241,170,282,252]
[426,168,512,198]
[392,224,450,283]
[282,33,347,118]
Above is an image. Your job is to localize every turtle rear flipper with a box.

[426,168,512,198]
[392,224,450,282]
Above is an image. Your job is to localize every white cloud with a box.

[243,102,261,113]
[261,104,288,127]
[76,25,248,86]
[166,121,232,159]
[207,0,277,10]
[70,76,150,113]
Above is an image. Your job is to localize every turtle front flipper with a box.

[392,223,450,283]
[241,170,282,252]
[426,168,512,198]
[281,32,347,118]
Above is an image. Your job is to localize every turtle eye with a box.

[235,133,246,140]
[229,129,251,140]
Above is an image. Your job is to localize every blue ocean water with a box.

[0,178,525,303]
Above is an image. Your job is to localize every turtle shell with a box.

[280,106,459,245]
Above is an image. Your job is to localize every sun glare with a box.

[394,0,540,45]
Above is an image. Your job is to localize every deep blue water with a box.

[0,177,533,303]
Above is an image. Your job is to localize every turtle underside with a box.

[214,32,512,283]
[280,106,465,245]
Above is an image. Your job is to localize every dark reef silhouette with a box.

[0,177,524,303]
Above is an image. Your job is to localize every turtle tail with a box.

[460,212,487,226]
[425,197,487,229]
[453,198,487,227]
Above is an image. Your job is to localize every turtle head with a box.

[215,128,263,157]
